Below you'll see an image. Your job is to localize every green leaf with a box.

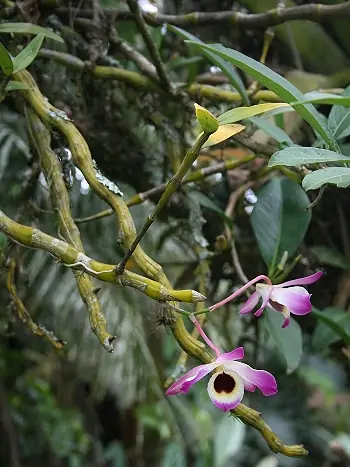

[166,56,203,71]
[214,416,246,467]
[312,307,350,348]
[249,116,294,146]
[0,42,13,76]
[163,441,186,467]
[299,367,336,393]
[269,147,350,168]
[328,85,350,140]
[218,103,289,125]
[12,34,44,73]
[188,191,233,228]
[186,42,339,151]
[5,81,31,91]
[0,22,63,42]
[265,312,302,374]
[291,91,350,106]
[251,177,311,267]
[263,106,296,120]
[194,103,219,132]
[169,25,249,105]
[310,246,350,270]
[302,167,350,191]
[0,232,7,249]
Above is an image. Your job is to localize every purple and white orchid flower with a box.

[166,316,277,411]
[209,272,322,328]
[239,271,323,328]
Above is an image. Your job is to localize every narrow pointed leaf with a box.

[218,103,289,125]
[12,34,44,73]
[188,191,233,228]
[310,246,350,271]
[5,81,31,91]
[302,167,350,191]
[0,22,63,42]
[291,92,350,107]
[269,147,350,167]
[312,308,350,347]
[169,25,249,104]
[249,116,293,145]
[202,124,245,148]
[328,85,350,140]
[186,42,339,151]
[0,42,13,76]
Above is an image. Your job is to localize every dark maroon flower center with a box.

[213,372,236,393]
[269,299,283,312]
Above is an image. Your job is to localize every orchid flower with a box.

[208,271,322,328]
[239,271,323,328]
[166,316,277,411]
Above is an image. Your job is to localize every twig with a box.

[0,209,206,304]
[126,0,171,91]
[74,154,256,224]
[224,182,257,284]
[108,26,158,81]
[306,184,326,210]
[233,403,307,457]
[56,2,350,28]
[247,29,275,97]
[26,107,116,352]
[37,48,290,103]
[116,131,211,274]
[6,259,66,349]
[278,0,303,70]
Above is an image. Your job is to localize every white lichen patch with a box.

[159,285,169,300]
[48,109,71,121]
[76,252,92,268]
[93,160,123,196]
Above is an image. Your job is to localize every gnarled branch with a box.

[56,2,350,28]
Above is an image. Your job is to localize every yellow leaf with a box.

[218,103,290,125]
[202,124,245,148]
[194,103,219,133]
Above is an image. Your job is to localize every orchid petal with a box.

[281,307,291,328]
[239,292,259,314]
[270,286,312,315]
[278,271,323,288]
[226,361,277,396]
[216,347,244,363]
[242,380,257,392]
[254,284,273,317]
[166,362,219,395]
[207,370,245,411]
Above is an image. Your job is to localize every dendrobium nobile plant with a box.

[1,26,339,456]
[166,272,322,412]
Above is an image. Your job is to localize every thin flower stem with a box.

[168,303,212,317]
[193,307,211,316]
[167,303,191,317]
[116,131,210,274]
[189,314,221,358]
[209,275,272,311]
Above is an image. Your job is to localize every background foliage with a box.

[1,1,350,466]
